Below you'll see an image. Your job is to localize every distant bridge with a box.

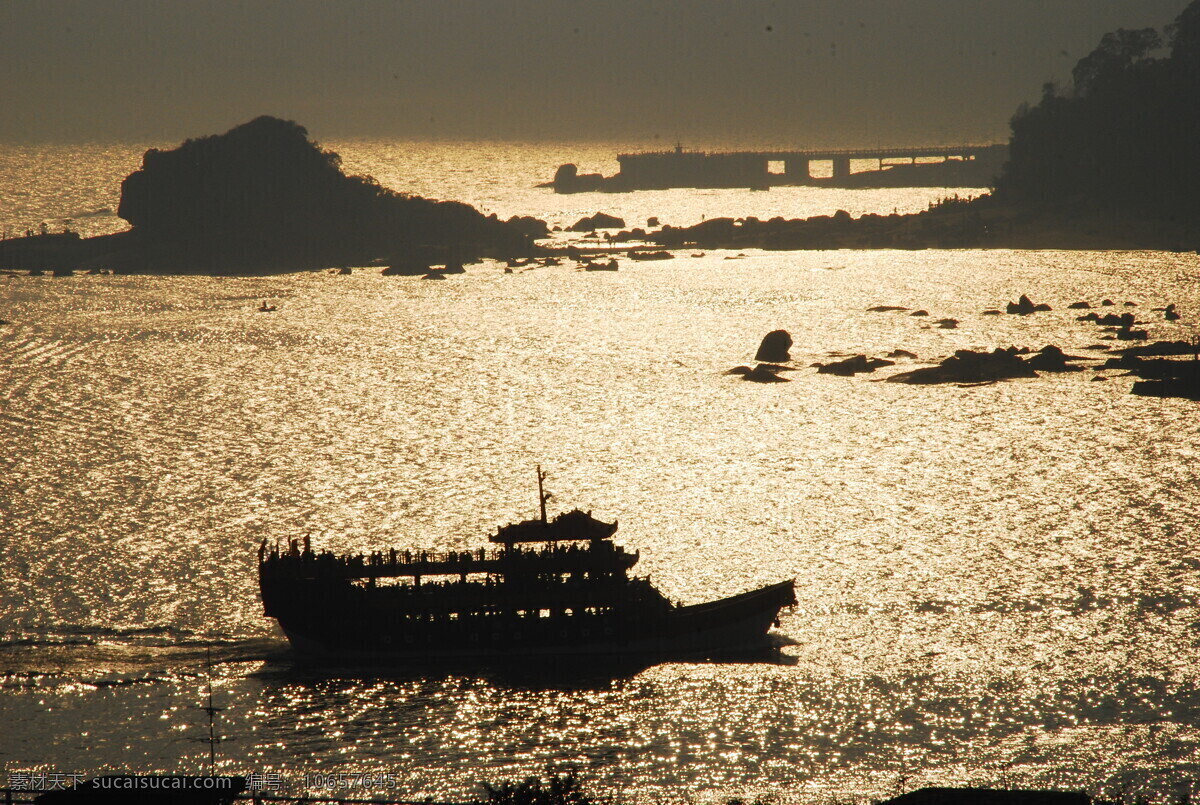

[549,144,1008,192]
[607,144,1007,188]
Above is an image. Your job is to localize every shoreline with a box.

[2,198,1198,278]
[643,197,1200,254]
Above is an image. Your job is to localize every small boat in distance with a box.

[258,469,796,663]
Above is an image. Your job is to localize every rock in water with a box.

[755,330,793,362]
[567,212,626,232]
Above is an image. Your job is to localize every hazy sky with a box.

[0,1,1189,147]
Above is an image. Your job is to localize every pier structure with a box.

[617,144,1005,187]
[549,143,1008,192]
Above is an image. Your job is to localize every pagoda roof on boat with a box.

[491,508,618,544]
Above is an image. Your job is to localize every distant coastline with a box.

[634,196,1200,253]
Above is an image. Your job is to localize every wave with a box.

[0,634,289,689]
[0,624,276,651]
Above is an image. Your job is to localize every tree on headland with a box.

[996,0,1200,215]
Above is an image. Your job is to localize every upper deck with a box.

[259,536,638,582]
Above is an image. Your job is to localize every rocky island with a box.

[0,116,536,275]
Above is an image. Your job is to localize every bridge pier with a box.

[783,158,811,183]
[832,157,851,180]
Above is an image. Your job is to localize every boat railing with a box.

[260,540,634,580]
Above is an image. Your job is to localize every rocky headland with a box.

[627,0,1200,254]
[0,116,536,275]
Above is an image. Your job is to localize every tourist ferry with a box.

[258,470,795,662]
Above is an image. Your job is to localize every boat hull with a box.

[267,580,795,663]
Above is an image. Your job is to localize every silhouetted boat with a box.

[258,469,795,662]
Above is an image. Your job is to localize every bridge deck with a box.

[618,145,1003,161]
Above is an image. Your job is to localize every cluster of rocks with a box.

[732,309,1110,388]
[885,347,1085,385]
[1112,342,1200,399]
[1076,309,1149,340]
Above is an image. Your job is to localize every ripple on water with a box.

[2,250,1200,801]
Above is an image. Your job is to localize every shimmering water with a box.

[2,141,1200,803]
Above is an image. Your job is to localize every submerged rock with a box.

[816,355,895,376]
[1116,327,1149,340]
[730,364,790,383]
[755,330,793,362]
[746,366,789,383]
[1084,312,1135,326]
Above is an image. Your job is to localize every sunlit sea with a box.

[2,140,1200,804]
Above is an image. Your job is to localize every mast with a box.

[537,465,548,524]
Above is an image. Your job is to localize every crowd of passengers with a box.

[262,538,624,571]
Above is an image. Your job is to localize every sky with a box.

[0,0,1190,147]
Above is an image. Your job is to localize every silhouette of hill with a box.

[0,116,533,275]
[996,0,1200,216]
[109,115,532,273]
